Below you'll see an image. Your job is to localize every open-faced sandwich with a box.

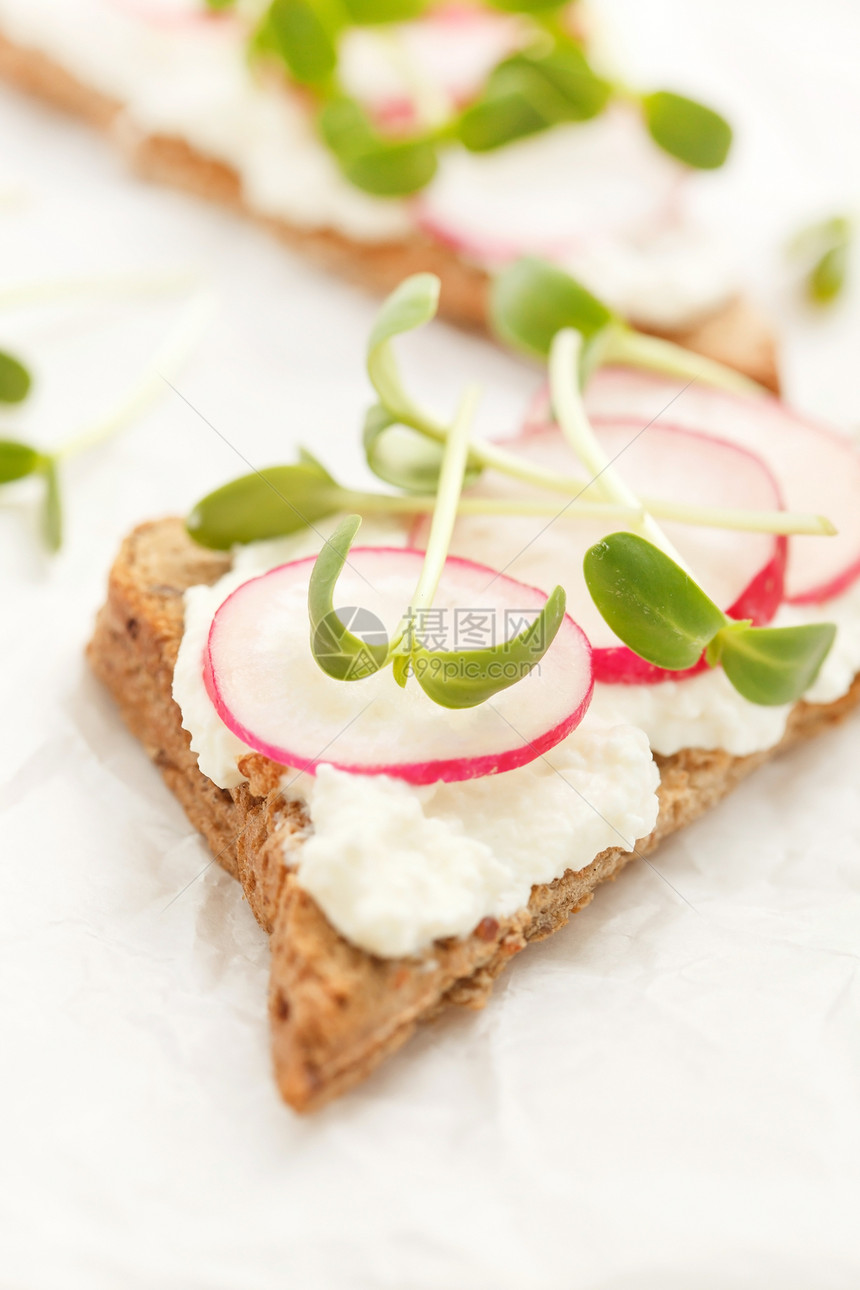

[87,263,860,1110]
[0,0,777,386]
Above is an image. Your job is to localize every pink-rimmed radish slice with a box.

[343,6,522,133]
[204,547,593,785]
[411,423,786,684]
[580,367,860,605]
[412,106,687,267]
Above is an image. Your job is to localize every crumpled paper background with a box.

[1,1,859,1286]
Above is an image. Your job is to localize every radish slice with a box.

[411,423,786,684]
[413,106,687,265]
[204,548,593,785]
[342,7,522,133]
[581,367,860,605]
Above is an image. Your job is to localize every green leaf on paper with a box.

[0,350,32,404]
[41,456,62,552]
[0,438,41,484]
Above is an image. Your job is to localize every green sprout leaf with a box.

[809,243,850,305]
[712,621,837,707]
[459,47,610,152]
[0,350,32,404]
[411,584,567,708]
[363,403,483,493]
[0,438,42,484]
[584,532,728,671]
[584,532,837,704]
[319,96,438,196]
[264,0,343,84]
[41,456,62,552]
[789,217,854,306]
[457,70,561,152]
[343,137,438,197]
[186,456,343,549]
[341,0,424,23]
[366,272,441,419]
[642,90,732,170]
[489,256,615,359]
[510,45,611,122]
[485,0,565,11]
[492,256,762,395]
[308,515,390,680]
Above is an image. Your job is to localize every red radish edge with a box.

[583,367,860,606]
[586,419,788,684]
[409,418,788,686]
[203,548,594,785]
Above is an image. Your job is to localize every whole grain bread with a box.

[87,517,860,1111]
[0,29,779,390]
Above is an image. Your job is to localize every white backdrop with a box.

[1,2,859,1287]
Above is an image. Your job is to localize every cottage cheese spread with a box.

[0,0,734,326]
[171,521,860,957]
[173,523,659,955]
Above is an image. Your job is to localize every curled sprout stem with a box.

[549,327,691,570]
[392,380,833,541]
[601,323,764,396]
[397,383,480,644]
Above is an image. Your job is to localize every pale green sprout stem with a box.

[549,327,691,570]
[600,323,763,396]
[338,489,635,523]
[335,487,831,535]
[0,268,203,311]
[391,394,832,539]
[401,382,480,624]
[54,290,215,462]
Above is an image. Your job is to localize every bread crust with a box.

[87,517,860,1111]
[0,29,780,390]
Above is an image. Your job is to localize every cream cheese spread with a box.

[171,520,860,957]
[173,522,659,956]
[0,0,735,327]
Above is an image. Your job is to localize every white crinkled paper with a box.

[2,1,860,1285]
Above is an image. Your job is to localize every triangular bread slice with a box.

[87,518,860,1111]
[0,28,779,391]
